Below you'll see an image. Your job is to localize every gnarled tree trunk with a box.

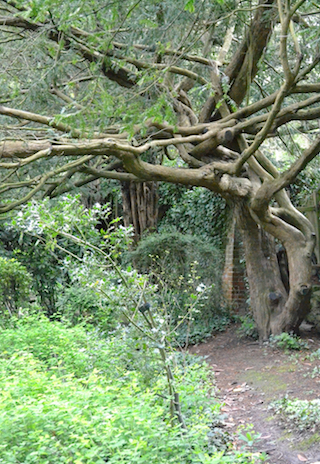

[237,202,314,339]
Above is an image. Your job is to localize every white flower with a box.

[196,283,206,292]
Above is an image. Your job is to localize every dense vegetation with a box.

[0,0,320,459]
[1,0,320,337]
[0,316,227,464]
[0,196,266,463]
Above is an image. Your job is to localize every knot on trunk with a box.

[268,292,282,304]
[298,284,311,296]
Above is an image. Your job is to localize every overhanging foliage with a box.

[0,0,320,336]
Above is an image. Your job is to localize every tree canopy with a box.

[1,0,320,337]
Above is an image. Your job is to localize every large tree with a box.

[0,0,320,338]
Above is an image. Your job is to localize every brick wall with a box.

[222,219,247,311]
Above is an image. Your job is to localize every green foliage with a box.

[271,396,320,432]
[0,198,261,460]
[5,197,228,345]
[3,195,132,317]
[0,314,110,377]
[17,195,131,260]
[128,231,228,344]
[0,257,31,317]
[0,222,65,316]
[269,333,309,351]
[236,315,259,340]
[184,0,195,13]
[158,185,230,248]
[129,231,223,289]
[237,425,262,450]
[0,315,264,464]
[55,284,114,330]
[309,366,320,379]
[3,0,238,135]
[309,348,320,360]
[174,315,230,347]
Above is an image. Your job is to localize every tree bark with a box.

[237,202,313,339]
[121,181,158,241]
[272,237,313,334]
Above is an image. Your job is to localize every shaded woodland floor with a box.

[189,325,320,464]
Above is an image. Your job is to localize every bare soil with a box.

[189,324,320,464]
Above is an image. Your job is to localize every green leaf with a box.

[184,0,195,13]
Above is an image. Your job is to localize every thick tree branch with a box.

[0,106,127,140]
[251,135,320,213]
[119,150,252,197]
[0,15,138,89]
[225,0,276,105]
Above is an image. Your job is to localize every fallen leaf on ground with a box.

[224,422,236,428]
[224,399,234,405]
[297,454,308,461]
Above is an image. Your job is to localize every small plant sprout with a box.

[237,424,262,449]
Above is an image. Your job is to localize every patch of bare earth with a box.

[189,325,320,464]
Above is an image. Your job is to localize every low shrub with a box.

[271,396,320,431]
[55,284,115,330]
[128,231,228,344]
[236,315,259,340]
[269,332,309,351]
[129,232,223,289]
[0,257,32,318]
[0,315,265,464]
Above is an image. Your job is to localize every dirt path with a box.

[189,325,320,464]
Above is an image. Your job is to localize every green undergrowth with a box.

[298,433,320,450]
[271,396,320,432]
[269,332,309,351]
[0,315,264,464]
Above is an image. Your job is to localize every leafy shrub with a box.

[237,425,262,449]
[269,332,309,351]
[158,185,229,248]
[129,231,222,287]
[0,257,31,317]
[55,284,115,330]
[0,316,264,464]
[0,220,68,316]
[174,314,230,346]
[236,315,259,340]
[271,396,320,431]
[127,231,227,344]
[2,196,132,318]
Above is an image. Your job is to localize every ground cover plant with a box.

[0,315,265,464]
[269,332,309,351]
[271,396,320,432]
